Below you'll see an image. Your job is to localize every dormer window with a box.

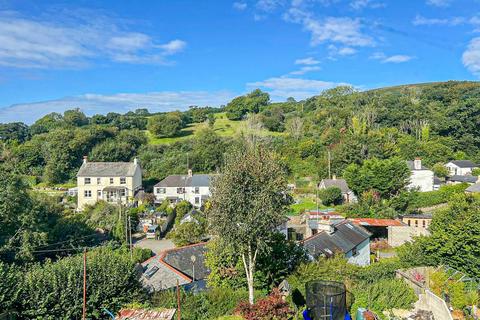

[120,177,126,184]
[84,178,91,184]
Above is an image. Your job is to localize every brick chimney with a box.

[414,158,422,170]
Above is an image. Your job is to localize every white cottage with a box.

[76,157,142,211]
[154,170,214,208]
[445,160,478,176]
[406,159,434,192]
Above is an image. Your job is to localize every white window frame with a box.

[120,177,126,184]
[84,190,92,198]
[110,178,114,184]
[97,177,101,184]
[84,178,91,184]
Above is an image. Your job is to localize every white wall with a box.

[387,226,430,247]
[408,170,434,192]
[345,238,370,266]
[155,185,210,207]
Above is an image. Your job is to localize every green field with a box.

[147,112,284,145]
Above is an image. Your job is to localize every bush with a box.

[4,246,145,319]
[152,287,253,320]
[319,187,343,205]
[350,279,417,318]
[409,183,468,209]
[147,113,184,137]
[235,289,294,320]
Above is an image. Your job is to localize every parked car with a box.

[146,225,159,239]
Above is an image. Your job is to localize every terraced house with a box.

[76,157,142,210]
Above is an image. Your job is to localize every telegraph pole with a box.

[327,149,331,179]
[83,248,87,320]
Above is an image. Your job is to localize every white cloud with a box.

[371,52,414,63]
[412,14,465,26]
[350,0,385,10]
[256,0,285,12]
[426,0,452,7]
[0,12,186,69]
[382,55,413,63]
[0,90,235,124]
[233,2,248,10]
[284,8,374,47]
[289,66,321,75]
[463,37,480,76]
[295,57,320,65]
[247,77,349,100]
[328,45,357,58]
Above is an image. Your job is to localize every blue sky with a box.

[0,0,479,123]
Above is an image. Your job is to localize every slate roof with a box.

[433,176,443,185]
[448,175,478,184]
[406,161,429,171]
[319,179,351,194]
[163,242,209,280]
[77,161,139,177]
[140,242,209,291]
[466,183,480,193]
[402,213,433,219]
[140,256,189,292]
[154,174,214,188]
[303,221,371,258]
[447,160,478,168]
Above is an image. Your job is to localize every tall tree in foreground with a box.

[208,144,290,304]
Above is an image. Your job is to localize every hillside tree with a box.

[208,144,291,304]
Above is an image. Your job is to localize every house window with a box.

[110,178,114,184]
[415,220,418,227]
[97,178,101,184]
[97,190,102,197]
[120,189,126,197]
[156,187,166,194]
[120,177,126,184]
[84,190,92,198]
[84,178,91,184]
[195,197,200,205]
[422,220,426,228]
[407,220,411,226]
[177,187,185,194]
[352,247,358,257]
[194,187,200,194]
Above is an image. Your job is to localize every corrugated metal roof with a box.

[117,309,176,320]
[348,218,404,227]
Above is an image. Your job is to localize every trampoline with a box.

[305,280,347,320]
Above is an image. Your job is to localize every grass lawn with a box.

[147,112,284,145]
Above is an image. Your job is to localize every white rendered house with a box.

[406,159,434,192]
[154,170,214,208]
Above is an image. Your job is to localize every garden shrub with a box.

[319,187,343,206]
[235,289,293,320]
[350,279,417,319]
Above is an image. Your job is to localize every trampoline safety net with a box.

[305,280,347,320]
